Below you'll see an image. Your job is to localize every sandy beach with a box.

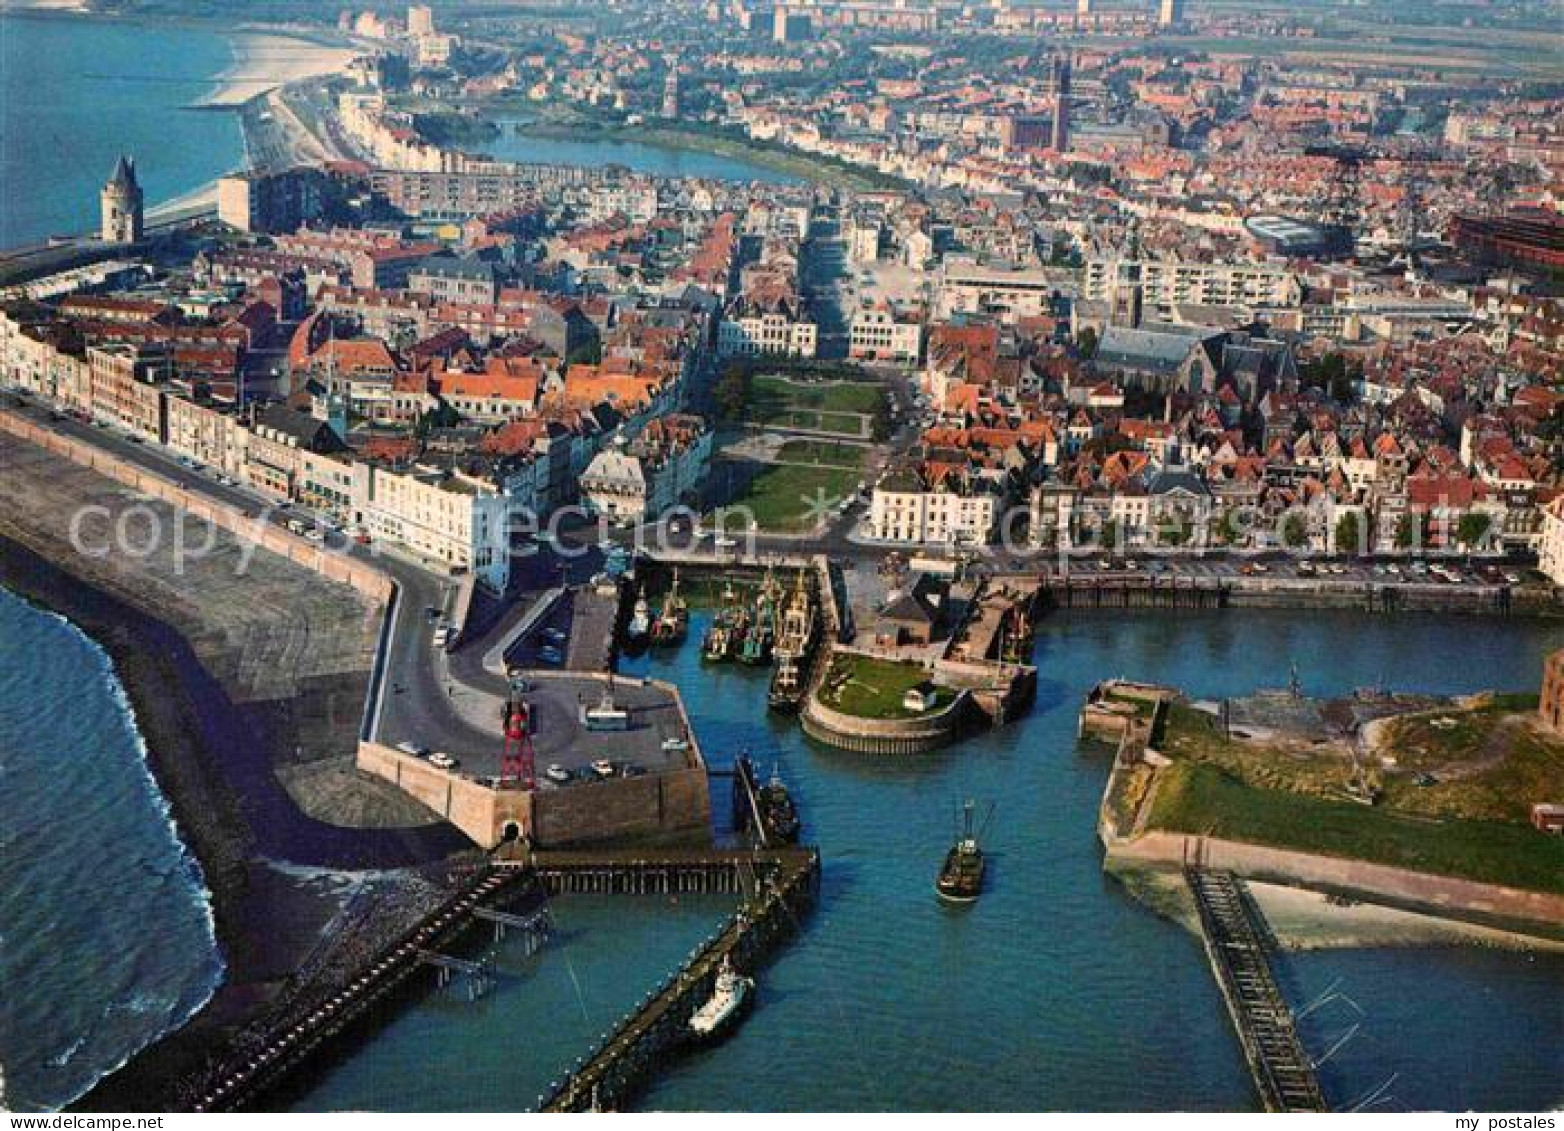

[198,31,356,109]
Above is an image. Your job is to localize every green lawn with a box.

[776,440,867,468]
[819,654,954,719]
[1146,762,1564,896]
[724,463,860,531]
[750,375,885,418]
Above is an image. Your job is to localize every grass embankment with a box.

[1140,699,1564,895]
[818,654,954,720]
[1146,761,1564,896]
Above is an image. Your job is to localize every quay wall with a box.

[1105,831,1564,935]
[800,673,970,754]
[356,740,710,849]
[0,411,393,602]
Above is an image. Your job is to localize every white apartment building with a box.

[1083,258,1301,311]
[352,461,513,591]
[869,468,1001,545]
[938,259,1062,323]
[1541,496,1564,589]
[717,309,818,359]
[849,308,922,365]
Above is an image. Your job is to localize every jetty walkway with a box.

[1187,866,1329,1113]
[529,847,821,1111]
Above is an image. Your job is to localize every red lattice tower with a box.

[501,698,536,789]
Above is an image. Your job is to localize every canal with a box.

[296,609,1564,1112]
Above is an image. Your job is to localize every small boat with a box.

[627,588,651,641]
[688,957,753,1043]
[590,758,615,778]
[936,800,989,904]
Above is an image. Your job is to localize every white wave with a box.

[0,589,227,1110]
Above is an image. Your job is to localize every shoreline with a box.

[195,29,357,110]
[1108,862,1564,954]
[0,530,465,1111]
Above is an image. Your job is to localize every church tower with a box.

[101,155,144,244]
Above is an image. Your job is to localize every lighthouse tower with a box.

[100,155,144,244]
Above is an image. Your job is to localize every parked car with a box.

[433,626,452,648]
[427,752,458,770]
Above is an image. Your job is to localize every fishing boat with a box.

[702,581,741,661]
[768,572,820,711]
[936,800,988,904]
[688,957,753,1044]
[758,765,800,843]
[626,587,651,642]
[767,653,806,712]
[649,569,688,646]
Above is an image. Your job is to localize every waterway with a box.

[482,119,803,185]
[0,14,245,248]
[0,586,223,1112]
[294,606,1564,1112]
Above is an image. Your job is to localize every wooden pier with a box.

[531,846,821,1112]
[1187,866,1328,1113]
[192,867,544,1112]
[732,756,771,847]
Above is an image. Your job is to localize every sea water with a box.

[0,586,222,1111]
[0,14,244,248]
[290,607,1564,1112]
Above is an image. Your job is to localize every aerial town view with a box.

[1,0,1562,1118]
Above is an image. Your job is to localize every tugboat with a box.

[936,800,988,904]
[758,765,801,843]
[688,956,753,1044]
[650,569,688,646]
[626,587,651,642]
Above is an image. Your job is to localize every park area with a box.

[818,653,955,720]
[1138,696,1564,895]
[718,366,889,439]
[717,438,866,532]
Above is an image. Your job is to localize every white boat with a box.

[590,758,616,778]
[627,591,651,639]
[545,763,571,783]
[688,958,753,1043]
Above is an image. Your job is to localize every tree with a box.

[1214,508,1243,546]
[714,366,749,423]
[1281,513,1309,549]
[1333,510,1362,555]
[1457,511,1493,550]
[1394,511,1422,551]
[1076,326,1099,359]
